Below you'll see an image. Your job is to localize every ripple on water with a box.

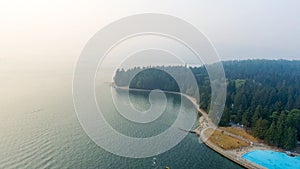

[0,87,243,169]
[0,116,58,169]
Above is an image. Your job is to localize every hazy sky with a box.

[1,0,300,74]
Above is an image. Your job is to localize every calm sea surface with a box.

[0,73,242,169]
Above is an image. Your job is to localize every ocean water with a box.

[0,73,242,168]
[242,150,300,169]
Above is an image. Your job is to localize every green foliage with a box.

[284,127,297,150]
[129,68,180,92]
[265,121,278,146]
[253,118,269,139]
[242,110,250,128]
[114,60,300,150]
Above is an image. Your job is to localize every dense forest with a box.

[114,60,300,150]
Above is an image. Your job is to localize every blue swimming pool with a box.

[242,150,300,169]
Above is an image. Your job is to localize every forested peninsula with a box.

[114,60,300,150]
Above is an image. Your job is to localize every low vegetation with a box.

[220,127,258,143]
[205,129,249,150]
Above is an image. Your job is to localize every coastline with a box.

[113,85,267,169]
[173,90,267,169]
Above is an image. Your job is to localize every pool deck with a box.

[203,138,266,169]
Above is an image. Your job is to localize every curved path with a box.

[113,85,265,169]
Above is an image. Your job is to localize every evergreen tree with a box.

[252,105,262,127]
[253,118,269,139]
[242,110,250,128]
[283,127,297,150]
[265,121,277,146]
[277,111,286,147]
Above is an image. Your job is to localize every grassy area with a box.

[220,127,258,142]
[205,129,249,150]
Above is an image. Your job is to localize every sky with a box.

[0,0,300,75]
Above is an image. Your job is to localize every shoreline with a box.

[113,85,267,169]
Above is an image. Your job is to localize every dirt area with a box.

[205,129,249,150]
[220,127,259,142]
